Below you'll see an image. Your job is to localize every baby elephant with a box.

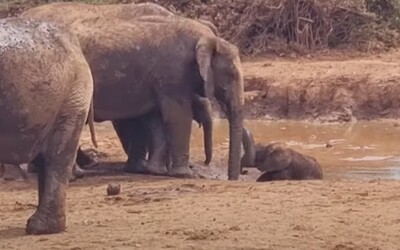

[241,128,323,182]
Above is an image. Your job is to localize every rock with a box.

[107,183,121,196]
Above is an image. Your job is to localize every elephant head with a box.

[241,128,292,172]
[196,37,244,180]
[254,143,292,172]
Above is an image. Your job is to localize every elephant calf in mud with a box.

[241,128,323,182]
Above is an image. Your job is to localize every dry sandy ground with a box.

[1,177,399,250]
[1,53,400,249]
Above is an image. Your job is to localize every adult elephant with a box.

[23,2,220,178]
[0,17,93,234]
[114,94,213,175]
[22,11,244,180]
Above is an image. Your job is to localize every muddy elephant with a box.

[23,2,221,178]
[241,128,323,181]
[113,94,213,175]
[0,18,93,234]
[22,10,244,180]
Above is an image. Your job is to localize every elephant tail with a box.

[88,99,98,148]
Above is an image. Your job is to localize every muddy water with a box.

[190,119,400,180]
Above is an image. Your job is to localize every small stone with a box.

[107,183,121,196]
[325,142,333,148]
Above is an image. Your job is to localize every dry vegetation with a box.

[1,0,400,56]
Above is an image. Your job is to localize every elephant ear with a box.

[259,143,292,172]
[196,37,216,99]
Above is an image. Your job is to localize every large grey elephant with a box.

[0,17,93,234]
[22,10,244,180]
[241,128,323,181]
[23,1,220,178]
[114,94,213,175]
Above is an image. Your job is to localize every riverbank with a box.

[242,51,400,122]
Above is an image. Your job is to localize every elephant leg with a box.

[157,93,193,178]
[145,111,168,175]
[112,119,147,173]
[26,112,86,235]
[1,164,27,181]
[26,146,94,177]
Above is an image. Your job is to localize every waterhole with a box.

[190,119,400,180]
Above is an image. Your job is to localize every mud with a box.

[1,119,400,248]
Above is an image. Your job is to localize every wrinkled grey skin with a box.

[21,2,219,35]
[241,128,323,182]
[22,10,244,180]
[22,146,97,181]
[23,2,220,178]
[0,164,28,181]
[0,18,93,234]
[114,94,213,175]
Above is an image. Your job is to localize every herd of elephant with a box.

[0,2,323,235]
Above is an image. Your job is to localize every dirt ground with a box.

[242,50,400,122]
[1,53,400,249]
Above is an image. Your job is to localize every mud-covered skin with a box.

[22,9,244,180]
[0,164,27,181]
[0,17,93,234]
[26,146,98,181]
[241,128,323,181]
[115,94,213,175]
[21,2,219,35]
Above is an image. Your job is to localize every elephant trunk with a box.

[227,106,243,180]
[241,127,256,171]
[202,113,213,166]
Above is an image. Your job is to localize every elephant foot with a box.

[26,210,66,235]
[69,165,85,183]
[73,165,85,179]
[2,164,27,181]
[145,163,168,176]
[168,166,195,179]
[80,159,99,169]
[77,152,99,169]
[123,159,147,174]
